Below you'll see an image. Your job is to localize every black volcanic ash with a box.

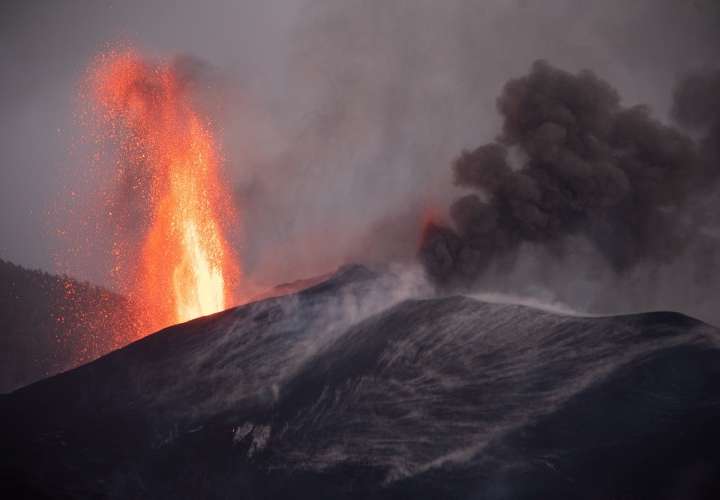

[420,60,720,289]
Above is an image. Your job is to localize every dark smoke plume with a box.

[420,60,720,289]
[672,68,720,182]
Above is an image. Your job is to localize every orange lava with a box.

[89,49,240,336]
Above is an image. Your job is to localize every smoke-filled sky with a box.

[1,0,719,317]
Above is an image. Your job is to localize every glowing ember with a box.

[89,49,240,336]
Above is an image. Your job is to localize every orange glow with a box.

[419,203,443,231]
[89,49,240,336]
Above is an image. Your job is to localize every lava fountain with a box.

[88,49,240,337]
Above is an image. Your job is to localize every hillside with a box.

[2,265,720,499]
[0,259,135,393]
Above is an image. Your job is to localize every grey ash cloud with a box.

[421,60,720,289]
[673,68,720,179]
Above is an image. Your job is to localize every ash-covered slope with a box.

[2,265,720,499]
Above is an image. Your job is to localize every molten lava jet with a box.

[89,49,240,337]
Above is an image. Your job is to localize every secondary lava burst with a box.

[89,49,241,338]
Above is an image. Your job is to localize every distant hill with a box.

[0,259,135,393]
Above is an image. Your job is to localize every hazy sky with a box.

[1,0,718,290]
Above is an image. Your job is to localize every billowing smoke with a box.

[673,68,720,178]
[420,60,720,290]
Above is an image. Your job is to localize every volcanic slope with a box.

[2,265,720,499]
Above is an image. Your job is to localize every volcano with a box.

[2,265,720,499]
